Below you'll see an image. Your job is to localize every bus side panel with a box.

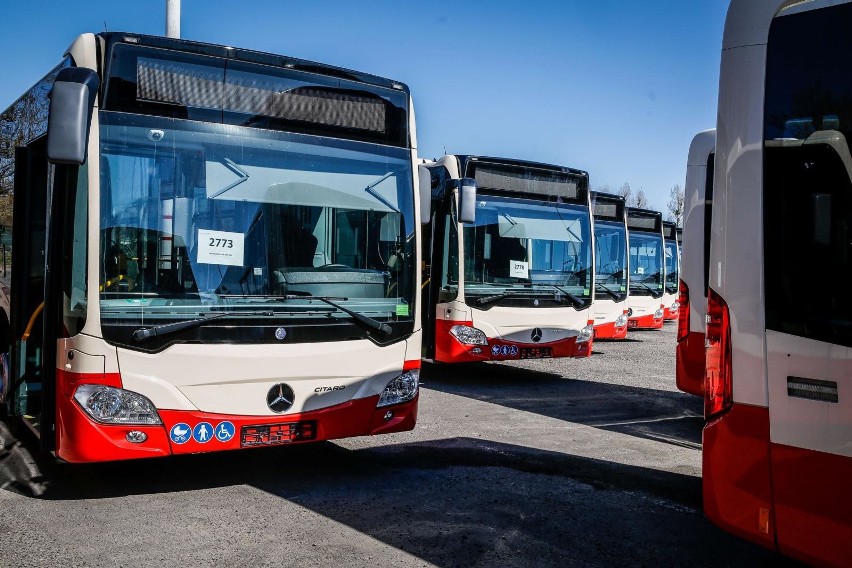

[675,330,705,397]
[771,443,852,567]
[703,403,775,550]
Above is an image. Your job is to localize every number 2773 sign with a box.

[197,229,245,267]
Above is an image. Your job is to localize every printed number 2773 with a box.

[209,238,233,248]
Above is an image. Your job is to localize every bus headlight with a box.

[615,313,628,328]
[670,301,680,312]
[577,324,594,343]
[654,308,664,320]
[449,324,488,345]
[377,369,419,407]
[73,384,162,425]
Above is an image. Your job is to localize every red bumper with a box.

[627,312,664,330]
[675,330,705,396]
[664,306,679,320]
[594,320,628,340]
[703,403,775,551]
[434,319,591,363]
[55,371,417,463]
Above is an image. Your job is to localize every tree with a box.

[667,183,685,227]
[634,188,648,209]
[616,182,632,204]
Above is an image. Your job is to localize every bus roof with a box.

[96,32,410,95]
[626,207,663,233]
[590,191,626,221]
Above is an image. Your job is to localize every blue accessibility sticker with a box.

[500,345,510,356]
[491,344,501,356]
[214,421,235,443]
[509,345,519,356]
[169,422,192,445]
[193,422,214,444]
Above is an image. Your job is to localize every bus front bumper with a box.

[56,390,417,463]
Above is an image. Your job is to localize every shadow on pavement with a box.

[422,362,704,450]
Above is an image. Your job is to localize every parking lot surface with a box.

[0,325,791,567]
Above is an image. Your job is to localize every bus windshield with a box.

[458,194,592,307]
[628,232,663,296]
[594,220,627,300]
[664,239,678,294]
[98,112,415,345]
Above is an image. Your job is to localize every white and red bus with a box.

[705,1,851,564]
[661,221,680,321]
[675,128,714,397]
[0,32,428,462]
[591,192,629,340]
[625,208,665,330]
[421,156,595,363]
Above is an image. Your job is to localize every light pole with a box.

[166,0,180,38]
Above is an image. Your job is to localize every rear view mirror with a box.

[458,177,477,224]
[418,165,432,225]
[47,67,99,165]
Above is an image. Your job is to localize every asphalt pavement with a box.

[0,325,795,567]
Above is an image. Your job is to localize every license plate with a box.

[519,347,553,359]
[241,421,317,447]
[628,320,638,328]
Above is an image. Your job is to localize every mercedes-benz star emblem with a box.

[531,328,543,343]
[266,383,295,413]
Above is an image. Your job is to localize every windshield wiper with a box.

[133,310,273,342]
[544,284,586,308]
[596,283,622,301]
[283,293,393,336]
[630,280,660,295]
[475,288,581,308]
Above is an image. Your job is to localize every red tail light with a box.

[677,279,690,342]
[705,288,732,418]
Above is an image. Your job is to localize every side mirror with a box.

[458,177,477,224]
[418,165,432,225]
[47,67,99,165]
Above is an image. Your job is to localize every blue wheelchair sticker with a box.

[509,345,519,356]
[193,422,214,444]
[169,423,192,445]
[214,421,236,443]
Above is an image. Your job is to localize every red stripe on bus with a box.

[771,442,852,568]
[703,403,775,550]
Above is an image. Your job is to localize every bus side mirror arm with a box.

[46,67,99,165]
[458,178,477,224]
[418,165,431,225]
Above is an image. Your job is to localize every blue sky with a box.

[0,1,728,213]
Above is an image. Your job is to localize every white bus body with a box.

[661,221,680,321]
[626,208,665,330]
[0,33,424,462]
[591,192,629,340]
[421,155,595,363]
[676,128,715,397]
[705,2,851,564]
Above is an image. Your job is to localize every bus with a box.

[0,32,428,463]
[705,1,851,564]
[675,128,714,397]
[591,192,629,340]
[421,155,595,363]
[661,221,680,321]
[625,208,664,330]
